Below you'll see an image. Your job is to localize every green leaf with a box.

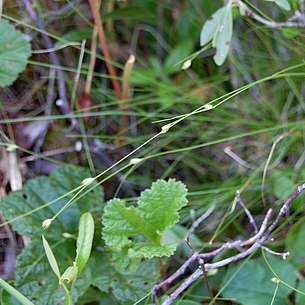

[222,255,297,305]
[162,224,203,256]
[264,0,291,10]
[164,40,193,73]
[1,289,22,305]
[137,179,188,241]
[275,0,291,10]
[296,277,305,305]
[75,212,95,275]
[90,252,160,302]
[0,278,34,305]
[42,235,61,279]
[213,7,233,66]
[15,240,91,305]
[59,264,78,285]
[112,249,141,271]
[60,28,93,42]
[102,179,188,266]
[131,68,158,85]
[273,170,294,200]
[0,19,31,87]
[16,240,157,304]
[103,7,155,21]
[102,199,141,251]
[200,7,226,47]
[128,243,177,259]
[0,165,104,305]
[0,165,104,240]
[283,28,301,39]
[286,221,305,268]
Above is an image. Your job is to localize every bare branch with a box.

[153,183,305,305]
[241,1,305,28]
[236,190,258,233]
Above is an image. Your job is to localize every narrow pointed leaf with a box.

[42,235,61,279]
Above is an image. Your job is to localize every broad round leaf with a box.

[0,19,31,88]
[222,255,297,305]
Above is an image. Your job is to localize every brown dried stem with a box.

[88,0,122,99]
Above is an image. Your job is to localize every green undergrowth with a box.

[2,0,305,304]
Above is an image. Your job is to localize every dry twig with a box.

[153,183,305,305]
[239,0,305,28]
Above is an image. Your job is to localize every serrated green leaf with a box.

[102,179,188,265]
[213,7,233,66]
[90,252,160,303]
[102,199,141,251]
[0,165,104,305]
[200,7,226,47]
[16,240,156,304]
[112,250,141,272]
[128,243,177,259]
[0,165,104,240]
[222,255,297,305]
[0,19,31,87]
[138,179,188,242]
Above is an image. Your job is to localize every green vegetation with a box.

[1,0,305,304]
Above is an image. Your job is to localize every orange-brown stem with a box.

[88,0,122,100]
